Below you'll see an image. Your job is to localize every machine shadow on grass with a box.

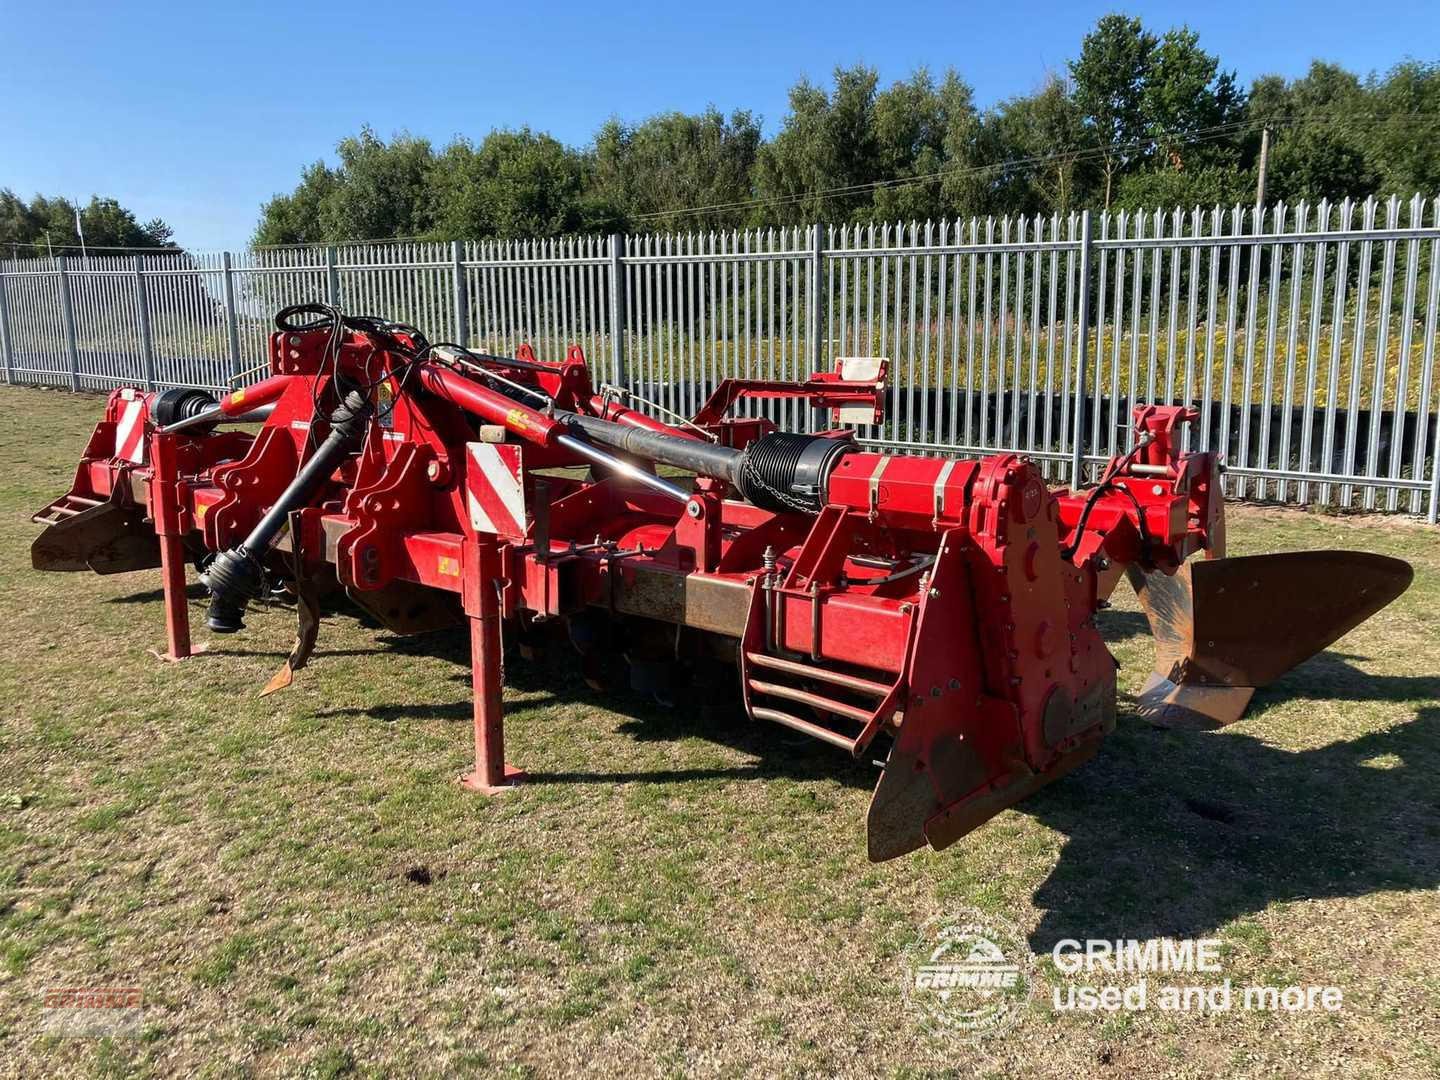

[1022,668,1440,951]
[311,606,1438,937]
[309,619,883,788]
[118,577,1437,942]
[519,627,1436,946]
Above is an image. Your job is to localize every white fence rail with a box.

[2,196,1438,520]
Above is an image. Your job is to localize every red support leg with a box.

[157,532,192,660]
[459,535,524,793]
[148,431,191,661]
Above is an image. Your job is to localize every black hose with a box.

[203,388,372,632]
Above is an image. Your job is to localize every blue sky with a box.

[2,0,1435,251]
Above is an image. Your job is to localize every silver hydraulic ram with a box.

[426,347,854,512]
[159,402,277,434]
[552,432,691,502]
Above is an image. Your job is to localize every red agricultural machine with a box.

[31,306,1412,860]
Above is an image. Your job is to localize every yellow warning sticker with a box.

[230,389,246,406]
[437,556,460,577]
[194,502,207,520]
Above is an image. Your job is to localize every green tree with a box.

[590,108,760,231]
[983,75,1092,215]
[751,66,986,226]
[253,163,341,246]
[430,129,594,239]
[253,127,436,246]
[1142,27,1244,171]
[1247,63,1377,204]
[1,190,174,257]
[247,35,1440,242]
[868,70,951,222]
[1113,163,1253,210]
[935,73,991,217]
[1363,60,1440,196]
[1070,14,1157,209]
[751,65,882,225]
[319,128,436,241]
[1266,127,1376,204]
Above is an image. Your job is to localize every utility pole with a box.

[1255,126,1271,211]
[74,206,89,267]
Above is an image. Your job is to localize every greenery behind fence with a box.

[2,198,1437,517]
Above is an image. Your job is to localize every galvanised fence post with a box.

[607,234,626,385]
[221,251,243,386]
[325,245,340,307]
[1070,210,1093,488]
[1429,430,1440,524]
[807,224,825,378]
[451,240,468,346]
[0,265,14,384]
[57,255,80,392]
[133,255,157,391]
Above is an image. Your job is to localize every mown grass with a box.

[0,385,1437,1078]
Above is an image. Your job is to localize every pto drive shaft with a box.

[203,390,372,632]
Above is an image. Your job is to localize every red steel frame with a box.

[34,320,1228,860]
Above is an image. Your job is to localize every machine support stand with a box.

[459,534,525,793]
[148,431,192,661]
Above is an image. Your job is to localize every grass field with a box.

[1,384,1437,1078]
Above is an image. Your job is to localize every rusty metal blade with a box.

[1129,550,1412,728]
[1132,673,1255,730]
[31,498,161,575]
[259,569,322,698]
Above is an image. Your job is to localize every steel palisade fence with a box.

[1,195,1438,520]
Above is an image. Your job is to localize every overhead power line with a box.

[3,239,184,253]
[631,117,1262,221]
[630,109,1440,222]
